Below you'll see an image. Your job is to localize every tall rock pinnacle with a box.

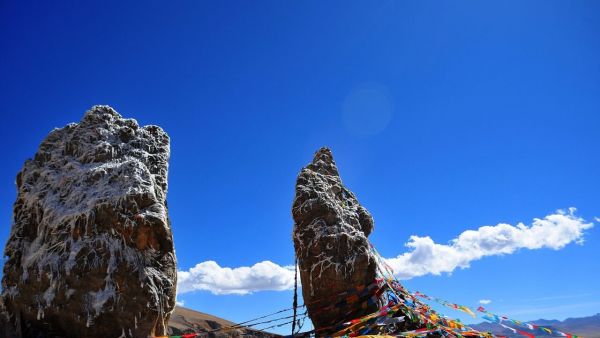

[292,147,377,331]
[1,106,177,338]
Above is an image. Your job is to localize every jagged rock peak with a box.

[305,147,340,177]
[1,105,177,338]
[292,147,377,331]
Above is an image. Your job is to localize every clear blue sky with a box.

[1,0,599,333]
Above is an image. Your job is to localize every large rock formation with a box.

[292,147,378,331]
[1,106,177,338]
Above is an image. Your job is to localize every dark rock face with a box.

[292,147,377,331]
[1,106,177,338]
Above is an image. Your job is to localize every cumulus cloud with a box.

[386,208,593,279]
[479,299,492,305]
[177,260,295,295]
[176,299,185,306]
[177,209,593,295]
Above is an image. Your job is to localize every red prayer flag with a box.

[516,330,535,338]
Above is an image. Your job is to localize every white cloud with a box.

[176,299,185,306]
[479,299,492,305]
[177,209,593,295]
[177,260,295,295]
[386,208,593,279]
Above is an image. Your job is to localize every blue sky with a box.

[1,0,600,334]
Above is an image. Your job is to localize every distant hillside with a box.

[470,313,600,338]
[168,306,280,337]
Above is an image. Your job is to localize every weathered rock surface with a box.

[291,147,378,331]
[1,106,177,338]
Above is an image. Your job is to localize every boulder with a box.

[291,147,378,331]
[1,106,177,337]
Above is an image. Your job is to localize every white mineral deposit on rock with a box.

[1,106,176,338]
[292,147,378,331]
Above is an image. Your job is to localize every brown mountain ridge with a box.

[168,306,280,338]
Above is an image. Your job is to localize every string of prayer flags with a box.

[412,291,477,318]
[412,291,431,300]
[368,245,493,338]
[153,240,583,338]
[476,306,582,338]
